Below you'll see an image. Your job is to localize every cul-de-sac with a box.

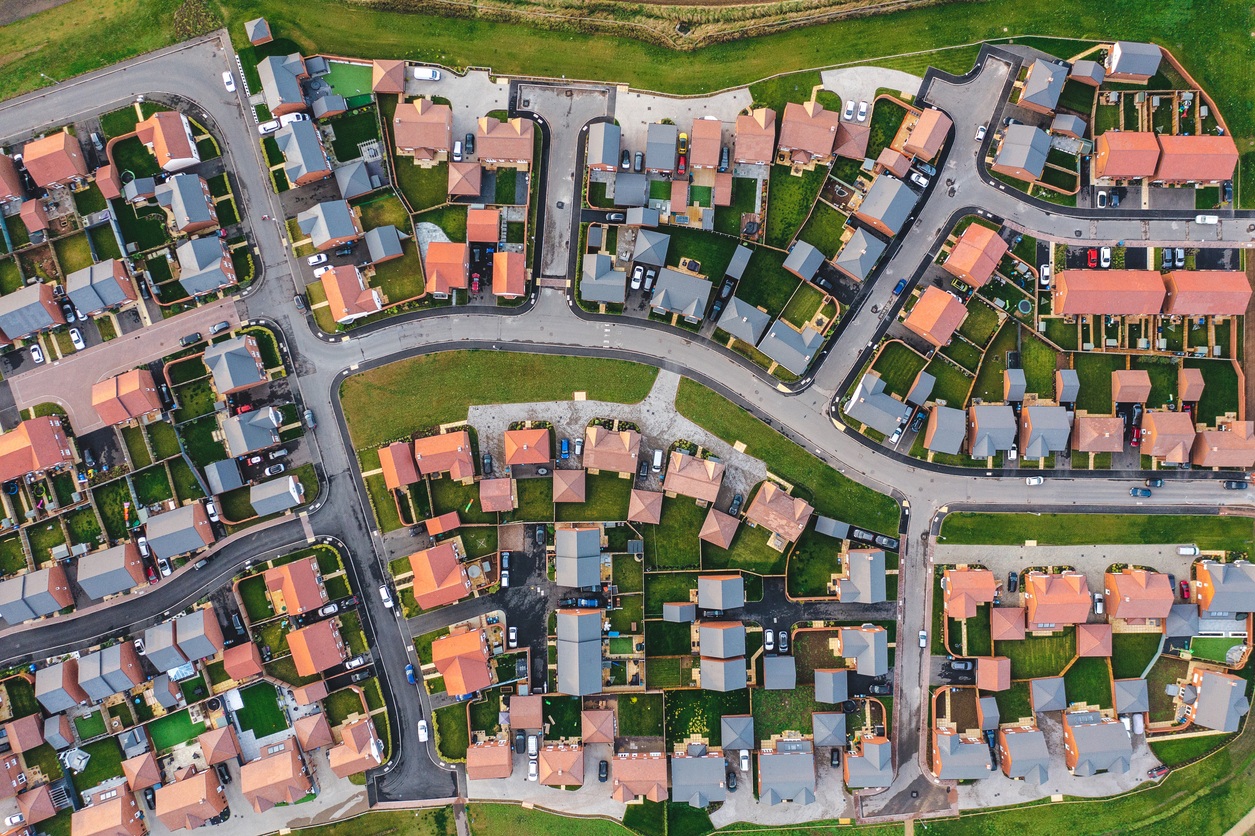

[0,3,1252,836]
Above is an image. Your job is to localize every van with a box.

[651,449,663,473]
[1177,545,1200,556]
[414,67,442,81]
[193,559,208,570]
[1195,214,1220,225]
[526,734,538,757]
[453,140,463,162]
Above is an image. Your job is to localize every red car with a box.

[146,563,158,583]
[1087,248,1098,267]
[471,274,481,293]
[236,404,253,414]
[677,155,687,176]
[1180,580,1191,601]
[1131,426,1141,446]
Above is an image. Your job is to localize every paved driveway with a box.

[613,88,750,154]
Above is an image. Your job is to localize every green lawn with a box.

[940,513,1255,554]
[495,168,518,205]
[169,458,205,503]
[470,805,629,836]
[73,183,107,216]
[430,477,496,525]
[713,176,758,236]
[74,710,108,740]
[1151,733,1234,768]
[121,425,152,469]
[1020,331,1058,396]
[780,282,826,330]
[752,684,828,740]
[132,465,173,505]
[394,161,449,214]
[922,357,974,408]
[765,165,827,249]
[644,572,698,618]
[543,695,581,739]
[0,535,27,575]
[663,687,750,749]
[732,247,801,317]
[434,704,468,761]
[618,693,664,737]
[110,136,161,178]
[237,682,289,737]
[995,629,1076,680]
[179,416,227,469]
[643,497,704,570]
[994,680,1033,723]
[969,321,1018,403]
[64,507,102,547]
[147,708,206,752]
[415,205,467,242]
[941,339,983,373]
[329,108,380,161]
[28,521,66,567]
[555,471,632,522]
[1190,636,1246,665]
[796,201,849,259]
[1074,352,1125,415]
[623,802,665,836]
[1064,656,1113,709]
[53,232,94,274]
[1186,358,1240,426]
[70,738,124,795]
[1111,632,1162,680]
[325,688,367,727]
[870,343,929,399]
[111,200,169,252]
[865,98,909,162]
[644,620,692,656]
[612,554,643,593]
[701,522,787,575]
[663,227,741,281]
[505,477,553,523]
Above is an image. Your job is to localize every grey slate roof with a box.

[1070,60,1106,85]
[833,227,887,281]
[720,715,754,751]
[1004,369,1026,401]
[1031,677,1067,712]
[763,655,796,690]
[846,373,911,436]
[717,297,770,345]
[813,517,850,540]
[77,651,112,702]
[222,408,281,457]
[250,476,303,516]
[1051,113,1087,138]
[699,622,746,659]
[1021,59,1068,112]
[969,404,1017,457]
[204,336,265,393]
[1109,42,1162,78]
[760,321,824,376]
[839,549,886,603]
[145,504,208,560]
[978,697,1000,730]
[662,602,696,623]
[176,237,234,296]
[725,246,752,280]
[151,674,179,709]
[244,18,270,43]
[1056,369,1080,402]
[0,577,33,625]
[0,283,58,339]
[555,527,600,588]
[100,644,136,694]
[926,406,966,455]
[1113,678,1149,714]
[906,371,935,406]
[174,611,218,660]
[812,712,846,747]
[759,742,815,805]
[783,241,824,281]
[814,669,848,704]
[124,178,156,203]
[119,728,148,758]
[556,638,602,695]
[65,261,131,313]
[335,160,374,200]
[858,176,916,236]
[297,201,359,250]
[670,755,726,807]
[275,121,327,187]
[840,628,888,676]
[1023,406,1074,458]
[204,459,244,496]
[645,123,678,171]
[34,662,81,713]
[1066,713,1132,776]
[22,567,68,617]
[700,656,747,692]
[556,609,601,642]
[1001,728,1049,783]
[613,173,648,207]
[650,269,711,320]
[44,716,72,750]
[1192,670,1251,732]
[77,545,140,599]
[587,123,621,169]
[996,125,1051,180]
[632,229,670,266]
[935,732,992,779]
[844,738,892,788]
[580,253,626,304]
[144,621,186,671]
[312,94,347,119]
[698,575,744,610]
[1198,560,1255,613]
[1165,603,1199,637]
[155,174,214,229]
[625,206,658,226]
[365,225,406,264]
[257,54,307,113]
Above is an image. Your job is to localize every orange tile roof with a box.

[1023,572,1090,627]
[426,510,460,536]
[293,713,334,751]
[832,122,870,160]
[493,251,526,297]
[19,199,48,232]
[699,507,740,549]
[91,368,162,426]
[904,109,952,160]
[904,287,967,347]
[477,117,535,165]
[322,265,380,323]
[1073,416,1125,452]
[328,720,382,778]
[18,785,56,825]
[733,108,776,164]
[240,745,311,812]
[95,164,122,200]
[1076,623,1112,657]
[379,441,419,490]
[479,478,515,512]
[73,792,145,836]
[287,620,347,677]
[504,428,550,465]
[0,417,73,483]
[943,224,1008,288]
[197,727,240,765]
[611,754,667,802]
[424,241,468,296]
[1094,132,1160,179]
[582,710,615,744]
[466,740,513,780]
[393,99,452,159]
[627,489,663,524]
[1112,369,1153,404]
[1104,569,1173,620]
[876,147,911,178]
[1179,367,1205,402]
[408,542,470,609]
[24,131,87,187]
[222,641,264,681]
[745,483,812,543]
[977,656,1010,691]
[136,112,195,168]
[1155,134,1239,182]
[510,695,544,729]
[690,119,722,168]
[467,208,500,243]
[154,770,226,831]
[447,161,481,196]
[1053,270,1166,315]
[713,171,733,206]
[371,60,407,94]
[1192,420,1255,468]
[778,102,840,161]
[122,753,161,791]
[990,607,1025,641]
[584,426,640,474]
[433,630,491,697]
[943,569,997,619]
[292,681,328,705]
[663,451,725,502]
[670,178,689,208]
[0,154,23,201]
[538,745,584,786]
[413,430,474,479]
[553,469,587,503]
[1163,270,1252,316]
[264,555,327,615]
[1143,411,1195,462]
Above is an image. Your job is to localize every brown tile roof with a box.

[466,740,513,780]
[477,117,534,165]
[197,727,240,766]
[778,101,840,162]
[240,745,310,812]
[1192,420,1255,468]
[510,694,544,729]
[1112,369,1153,404]
[493,251,526,297]
[447,161,482,197]
[903,287,967,347]
[1143,411,1195,462]
[611,753,667,802]
[699,507,739,549]
[424,241,469,296]
[95,164,122,200]
[73,792,146,836]
[744,483,812,543]
[479,478,515,512]
[379,441,419,490]
[3,714,42,753]
[322,265,380,323]
[733,108,776,164]
[977,656,1011,691]
[426,511,460,536]
[154,770,226,831]
[1073,416,1125,452]
[1094,132,1160,179]
[264,555,327,615]
[328,720,382,778]
[0,154,23,201]
[1179,367,1206,402]
[371,60,407,94]
[581,709,616,744]
[17,785,56,825]
[292,681,328,705]
[504,428,550,465]
[833,122,871,160]
[136,112,195,169]
[904,109,952,160]
[713,171,733,206]
[0,416,74,483]
[876,147,911,178]
[293,713,334,751]
[553,469,587,503]
[91,368,162,426]
[990,607,1026,640]
[24,131,87,187]
[1104,569,1173,620]
[943,569,996,619]
[122,753,161,791]
[628,489,664,524]
[413,430,474,480]
[690,119,722,168]
[1155,134,1239,182]
[19,199,48,232]
[409,542,470,609]
[433,629,491,697]
[1076,623,1112,657]
[1053,270,1166,316]
[663,452,725,503]
[393,99,452,159]
[1023,572,1090,627]
[943,224,1008,288]
[1163,270,1252,316]
[287,620,347,677]
[467,208,500,243]
[670,178,689,208]
[222,641,264,681]
[538,745,584,786]
[584,426,641,474]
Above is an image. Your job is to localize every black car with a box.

[867,684,891,696]
[1223,480,1249,490]
[143,787,155,810]
[1146,478,1164,488]
[620,149,631,170]
[465,132,475,155]
[910,411,926,433]
[1007,571,1018,593]
[180,332,202,347]
[558,598,578,607]
[1167,574,1176,594]
[536,525,546,546]
[830,749,840,767]
[718,146,729,173]
[335,245,355,257]
[598,760,608,782]
[482,452,493,474]
[515,730,526,754]
[638,461,649,479]
[350,670,371,683]
[726,770,737,792]
[729,493,743,516]
[215,763,231,785]
[293,294,307,312]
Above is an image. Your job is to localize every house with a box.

[744,483,812,544]
[876,147,911,178]
[586,123,621,171]
[903,108,952,160]
[432,630,492,698]
[287,620,347,677]
[583,426,640,475]
[932,729,993,779]
[17,786,56,827]
[493,251,526,298]
[925,406,966,455]
[1188,669,1251,731]
[142,622,187,673]
[465,740,514,780]
[393,99,452,163]
[814,669,849,705]
[857,175,917,237]
[413,431,474,480]
[693,620,743,658]
[122,753,162,791]
[670,746,726,806]
[424,241,468,297]
[275,121,331,187]
[837,549,886,603]
[992,125,1051,182]
[0,283,64,342]
[835,624,888,675]
[408,542,471,609]
[293,713,333,751]
[1180,367,1206,403]
[632,229,671,267]
[720,715,755,751]
[1163,270,1252,316]
[264,556,327,616]
[447,161,481,197]
[833,228,888,282]
[72,791,146,836]
[665,452,724,503]
[943,223,1008,287]
[328,720,383,778]
[1193,419,1255,468]
[582,709,615,744]
[699,508,739,549]
[628,489,663,525]
[24,131,87,187]
[538,745,585,787]
[67,259,137,317]
[1003,369,1026,402]
[581,253,625,305]
[734,108,776,165]
[555,527,601,587]
[76,643,143,702]
[222,642,264,681]
[1076,623,1112,657]
[689,118,723,170]
[1072,415,1125,453]
[698,575,744,610]
[1070,60,1106,86]
[1104,568,1174,623]
[297,200,362,251]
[760,321,824,376]
[1194,559,1255,615]
[322,264,381,324]
[136,112,200,172]
[845,372,911,435]
[145,503,215,560]
[1112,679,1149,717]
[943,568,996,619]
[0,154,25,204]
[1111,369,1153,404]
[123,177,156,204]
[0,415,73,485]
[1018,59,1069,114]
[625,206,659,226]
[644,123,678,172]
[613,173,648,207]
[1051,114,1087,140]
[477,117,535,169]
[998,725,1049,783]
[361,225,406,267]
[77,542,145,600]
[175,607,224,660]
[1030,676,1067,712]
[904,287,966,347]
[778,102,840,165]
[1155,135,1239,184]
[1093,131,1161,180]
[0,565,74,622]
[502,427,550,467]
[1023,572,1090,629]
[783,241,825,282]
[650,269,712,321]
[467,208,499,243]
[3,715,42,753]
[1020,406,1073,459]
[174,237,236,296]
[700,656,747,692]
[843,735,892,788]
[1142,411,1196,464]
[198,727,240,766]
[991,607,1026,641]
[555,608,602,695]
[1053,270,1166,315]
[380,441,418,491]
[552,469,586,503]
[154,770,227,831]
[257,54,308,116]
[91,369,160,426]
[1106,41,1162,83]
[240,745,311,812]
[367,58,406,94]
[222,408,281,457]
[611,753,668,803]
[977,656,1011,691]
[717,297,771,344]
[33,659,87,713]
[758,740,815,804]
[1063,711,1132,775]
[19,199,48,235]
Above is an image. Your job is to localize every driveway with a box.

[405,68,510,149]
[612,88,751,157]
[821,67,923,109]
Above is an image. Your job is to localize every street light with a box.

[39,73,57,84]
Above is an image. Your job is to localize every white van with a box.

[278,112,310,127]
[452,140,463,162]
[1177,545,1200,556]
[1196,214,1220,225]
[651,449,664,473]
[414,67,442,81]
[526,734,538,757]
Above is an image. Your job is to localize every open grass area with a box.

[1151,733,1234,768]
[765,165,827,249]
[780,282,827,330]
[178,416,227,469]
[28,521,66,567]
[940,513,1255,554]
[238,574,273,623]
[430,477,496,525]
[555,471,631,522]
[169,458,205,503]
[0,535,26,576]
[702,523,787,575]
[732,247,801,317]
[753,684,825,739]
[994,680,1033,723]
[1063,656,1113,708]
[996,629,1076,680]
[1074,351,1124,415]
[342,352,657,449]
[618,693,664,737]
[663,226,741,280]
[644,572,698,618]
[74,710,108,740]
[1186,358,1241,426]
[110,136,161,179]
[469,805,627,836]
[922,356,974,408]
[53,233,94,274]
[121,425,152,469]
[612,554,643,593]
[65,507,102,547]
[1132,357,1179,409]
[506,477,553,523]
[1112,632,1162,680]
[148,708,206,752]
[663,687,750,749]
[797,201,849,259]
[865,98,909,162]
[329,108,380,161]
[969,321,1018,403]
[132,464,173,505]
[1190,636,1246,665]
[714,176,758,237]
[237,682,289,737]
[645,620,692,657]
[365,475,404,533]
[92,480,133,540]
[871,342,928,399]
[644,497,704,570]
[1020,331,1058,396]
[111,200,169,252]
[415,204,467,242]
[73,184,107,216]
[434,703,469,762]
[70,738,123,795]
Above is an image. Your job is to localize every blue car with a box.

[1130,487,1152,498]
[892,279,907,295]
[405,664,415,684]
[561,438,570,459]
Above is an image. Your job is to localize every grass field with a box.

[1063,656,1113,709]
[752,685,824,739]
[148,708,206,752]
[940,513,1255,554]
[1150,733,1233,768]
[1111,632,1161,680]
[663,687,750,749]
[732,247,801,318]
[329,108,380,161]
[644,497,704,570]
[237,682,289,737]
[766,165,827,249]
[996,629,1075,680]
[870,342,928,399]
[797,201,849,259]
[554,471,632,522]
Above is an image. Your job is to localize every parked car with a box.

[1039,264,1050,289]
[180,332,202,347]
[345,655,368,670]
[137,536,150,557]
[294,294,307,312]
[910,411,927,433]
[1131,426,1141,446]
[868,684,891,695]
[527,760,538,781]
[146,563,158,583]
[482,452,493,474]
[1025,476,1044,486]
[143,787,155,810]
[535,525,546,546]
[508,626,518,648]
[465,133,475,155]
[1093,592,1104,615]
[606,213,625,222]
[1148,765,1170,781]
[263,463,286,477]
[830,749,841,767]
[246,455,263,465]
[215,763,231,785]
[631,264,644,290]
[417,720,429,741]
[1223,480,1249,490]
[29,344,43,364]
[158,558,172,577]
[719,146,730,172]
[975,125,986,141]
[303,409,316,429]
[515,731,526,754]
[677,155,687,175]
[69,328,85,350]
[1007,571,1018,593]
[1087,248,1098,268]
[874,534,900,550]
[379,584,394,608]
[307,253,328,267]
[406,664,415,684]
[949,659,973,671]
[268,448,287,460]
[258,120,280,135]
[209,320,231,336]
[740,750,751,772]
[1100,247,1112,268]
[637,461,648,479]
[222,71,236,92]
[1180,580,1190,601]
[599,761,609,783]
[1130,487,1152,498]
[561,438,570,459]
[916,160,937,177]
[574,438,584,456]
[678,133,689,155]
[204,499,219,523]
[909,171,929,189]
[764,630,774,652]
[1096,191,1107,208]
[634,152,643,172]
[857,101,869,122]
[729,493,744,516]
[620,149,631,170]
[843,100,856,121]
[893,278,908,295]
[1146,478,1164,488]
[918,630,927,648]
[501,552,510,570]
[644,268,657,291]
[1176,546,1199,557]
[1175,247,1186,268]
[452,140,462,162]
[500,570,509,588]
[318,603,339,617]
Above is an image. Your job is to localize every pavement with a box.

[821,67,923,107]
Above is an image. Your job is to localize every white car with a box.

[278,113,310,127]
[843,100,855,121]
[204,499,219,522]
[380,585,394,608]
[69,328,85,350]
[631,264,643,290]
[258,120,280,135]
[1025,476,1044,486]
[1038,264,1051,290]
[307,254,328,266]
[975,125,987,142]
[1100,246,1111,268]
[414,67,441,81]
[417,720,429,741]
[918,630,927,648]
[158,558,172,577]
[318,603,339,617]
[313,265,333,278]
[137,536,150,557]
[222,71,236,93]
[739,750,750,772]
[857,101,869,122]
[909,172,929,189]
[508,626,518,648]
[764,630,774,652]
[29,344,44,364]
[134,638,146,656]
[345,655,368,670]
[527,759,539,781]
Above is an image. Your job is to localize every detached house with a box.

[1142,411,1196,464]
[275,121,331,187]
[1155,135,1239,184]
[24,131,87,188]
[0,282,64,343]
[322,264,382,324]
[424,241,468,298]
[175,237,236,296]
[1192,419,1255,469]
[413,431,475,480]
[903,109,952,160]
[1093,132,1161,180]
[903,286,966,347]
[91,369,161,426]
[136,112,200,172]
[66,259,136,317]
[943,223,1007,287]
[1104,568,1173,622]
[992,125,1050,183]
[744,483,812,545]
[1018,59,1068,114]
[1023,571,1090,630]
[854,175,916,237]
[734,108,776,166]
[0,416,74,484]
[257,54,308,117]
[393,99,452,164]
[476,117,534,169]
[777,102,840,166]
[296,200,363,251]
[154,174,217,234]
[1106,41,1162,83]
